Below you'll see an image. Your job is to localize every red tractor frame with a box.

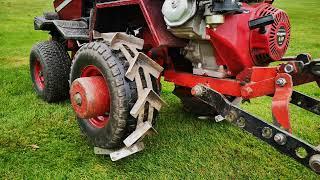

[30,0,320,173]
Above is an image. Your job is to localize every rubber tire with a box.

[30,41,71,102]
[70,41,160,149]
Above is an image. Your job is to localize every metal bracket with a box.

[94,142,145,161]
[52,20,89,40]
[98,32,165,123]
[291,91,320,115]
[215,115,225,122]
[272,73,293,132]
[130,88,166,119]
[123,121,157,147]
[93,32,165,161]
[94,122,154,161]
[192,84,320,174]
[110,142,145,161]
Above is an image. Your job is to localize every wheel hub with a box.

[34,59,45,89]
[70,76,110,119]
[74,93,82,106]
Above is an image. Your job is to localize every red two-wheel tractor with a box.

[30,0,320,174]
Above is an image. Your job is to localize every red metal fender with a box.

[53,0,82,20]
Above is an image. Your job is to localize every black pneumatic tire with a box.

[30,41,71,102]
[70,41,160,149]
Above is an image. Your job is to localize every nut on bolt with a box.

[191,85,203,96]
[262,127,273,139]
[284,64,295,73]
[74,93,82,106]
[236,117,246,128]
[309,154,320,173]
[241,87,253,99]
[225,110,237,122]
[274,133,287,145]
[276,78,287,87]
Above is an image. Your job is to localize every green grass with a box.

[0,0,319,179]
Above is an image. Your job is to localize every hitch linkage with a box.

[193,85,320,174]
[291,91,320,115]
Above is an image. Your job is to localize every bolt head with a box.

[191,86,203,96]
[274,133,287,145]
[74,93,82,106]
[276,78,287,87]
[284,64,295,73]
[236,117,246,128]
[262,127,273,139]
[225,110,237,122]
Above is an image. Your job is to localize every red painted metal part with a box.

[241,78,276,99]
[96,0,186,47]
[207,3,291,76]
[250,4,291,63]
[70,76,110,119]
[236,67,278,82]
[33,58,45,90]
[237,67,278,99]
[207,21,253,76]
[54,0,82,20]
[164,66,317,134]
[164,65,317,100]
[70,66,110,128]
[164,67,280,99]
[67,40,79,59]
[164,70,242,97]
[272,73,293,132]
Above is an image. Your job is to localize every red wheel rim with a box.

[81,65,110,128]
[34,59,45,90]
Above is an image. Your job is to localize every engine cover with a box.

[206,3,291,75]
[250,4,291,65]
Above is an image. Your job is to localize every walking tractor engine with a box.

[162,0,291,77]
[30,0,320,174]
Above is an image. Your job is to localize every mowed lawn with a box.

[0,0,319,179]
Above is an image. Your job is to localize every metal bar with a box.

[110,142,145,161]
[123,121,153,147]
[291,91,320,115]
[164,70,242,97]
[96,0,140,8]
[271,73,293,132]
[192,84,320,174]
